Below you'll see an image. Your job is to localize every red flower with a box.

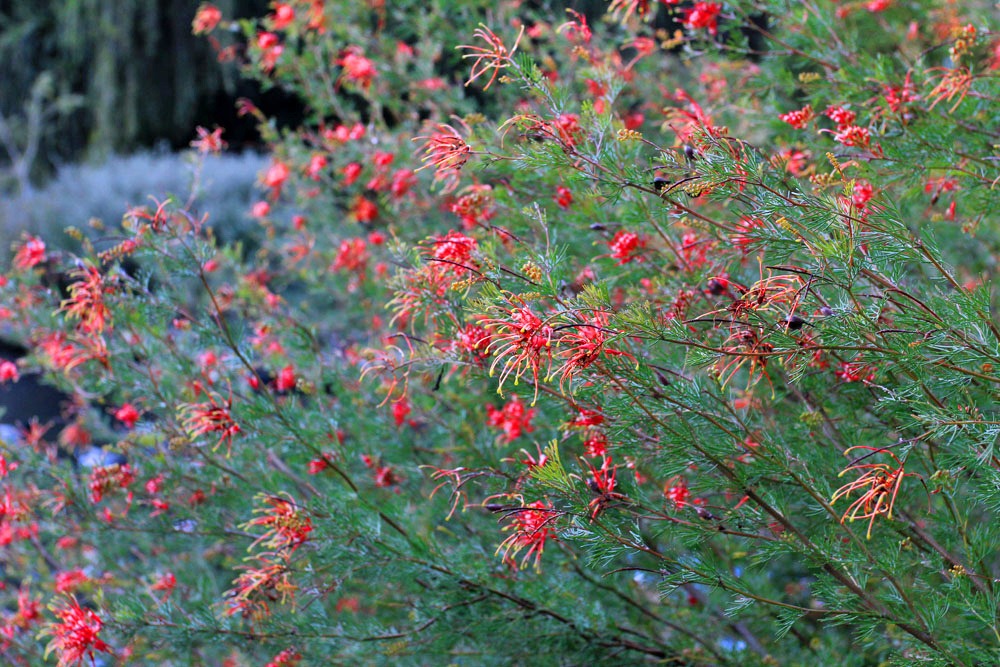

[54,570,90,594]
[608,230,646,264]
[13,236,46,270]
[779,104,814,129]
[414,123,471,193]
[332,238,368,274]
[275,365,296,393]
[486,395,536,442]
[483,305,555,404]
[256,32,284,72]
[683,2,722,36]
[553,113,583,147]
[180,388,241,455]
[373,465,399,488]
[554,185,573,208]
[392,394,412,427]
[352,195,378,222]
[150,572,177,601]
[42,596,112,667]
[191,126,226,154]
[553,310,636,389]
[338,47,377,90]
[192,3,222,34]
[497,500,558,569]
[664,478,691,508]
[824,105,856,129]
[263,161,290,198]
[832,125,871,148]
[271,3,295,30]
[89,464,135,504]
[114,403,139,429]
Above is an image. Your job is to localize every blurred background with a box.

[0,0,291,253]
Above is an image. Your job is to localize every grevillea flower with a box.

[271,3,295,30]
[256,32,284,72]
[483,305,555,404]
[414,123,471,192]
[585,456,626,519]
[664,478,690,508]
[683,2,722,36]
[552,310,636,389]
[779,104,814,129]
[496,500,558,570]
[42,596,112,667]
[180,387,241,455]
[89,464,135,504]
[832,125,871,148]
[192,3,222,34]
[114,403,139,429]
[13,236,46,270]
[0,360,18,383]
[60,265,112,334]
[428,230,478,278]
[225,553,297,621]
[486,395,536,442]
[247,494,312,552]
[263,160,290,198]
[456,23,524,91]
[607,230,646,264]
[831,446,919,538]
[191,126,226,154]
[338,47,377,90]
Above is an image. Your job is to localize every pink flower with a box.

[251,201,271,218]
[0,360,18,383]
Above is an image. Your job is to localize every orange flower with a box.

[60,264,112,334]
[831,446,919,538]
[246,493,312,552]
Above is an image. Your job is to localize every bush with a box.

[1,1,998,665]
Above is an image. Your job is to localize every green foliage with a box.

[0,1,998,665]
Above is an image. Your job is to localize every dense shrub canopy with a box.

[0,1,998,665]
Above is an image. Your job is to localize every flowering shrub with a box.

[1,0,999,664]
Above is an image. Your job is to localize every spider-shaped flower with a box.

[831,446,919,538]
[483,305,555,404]
[456,23,524,91]
[246,493,313,552]
[413,123,471,193]
[552,310,636,390]
[496,499,558,570]
[180,386,241,455]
